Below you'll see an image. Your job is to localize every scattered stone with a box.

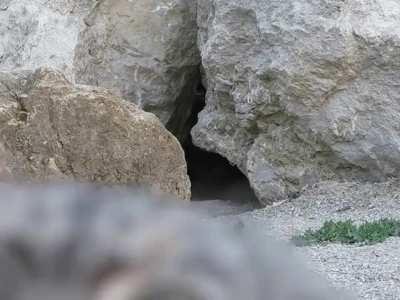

[336,205,352,213]
[189,199,255,217]
[226,179,400,299]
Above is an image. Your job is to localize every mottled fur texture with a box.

[0,184,352,300]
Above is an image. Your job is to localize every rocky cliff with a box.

[1,0,400,205]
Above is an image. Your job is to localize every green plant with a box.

[292,218,400,246]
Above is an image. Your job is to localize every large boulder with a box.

[74,0,200,140]
[0,0,93,80]
[193,0,400,205]
[0,68,191,200]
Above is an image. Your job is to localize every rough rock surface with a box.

[0,68,191,200]
[74,0,200,139]
[0,0,93,80]
[193,0,400,205]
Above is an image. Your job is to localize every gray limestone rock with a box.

[193,0,400,205]
[74,0,200,139]
[0,0,93,80]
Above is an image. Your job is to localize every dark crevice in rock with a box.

[166,66,203,143]
[181,78,259,207]
[4,81,28,123]
[185,136,259,206]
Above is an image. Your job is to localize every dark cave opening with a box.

[185,137,258,204]
[182,82,259,205]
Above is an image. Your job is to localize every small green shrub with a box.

[292,218,400,246]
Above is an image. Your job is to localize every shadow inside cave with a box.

[184,136,259,206]
[178,80,259,212]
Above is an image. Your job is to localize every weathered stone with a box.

[74,0,200,139]
[193,0,400,205]
[0,68,191,200]
[0,0,93,80]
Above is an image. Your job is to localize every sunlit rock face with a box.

[0,68,191,200]
[0,0,200,141]
[0,0,93,80]
[74,0,200,138]
[193,0,400,205]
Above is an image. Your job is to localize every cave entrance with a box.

[182,82,259,208]
[184,137,258,204]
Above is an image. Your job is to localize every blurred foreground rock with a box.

[0,68,190,200]
[0,184,352,300]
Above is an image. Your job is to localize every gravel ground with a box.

[224,180,400,300]
[189,199,256,217]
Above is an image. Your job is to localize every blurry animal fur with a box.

[0,184,352,300]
